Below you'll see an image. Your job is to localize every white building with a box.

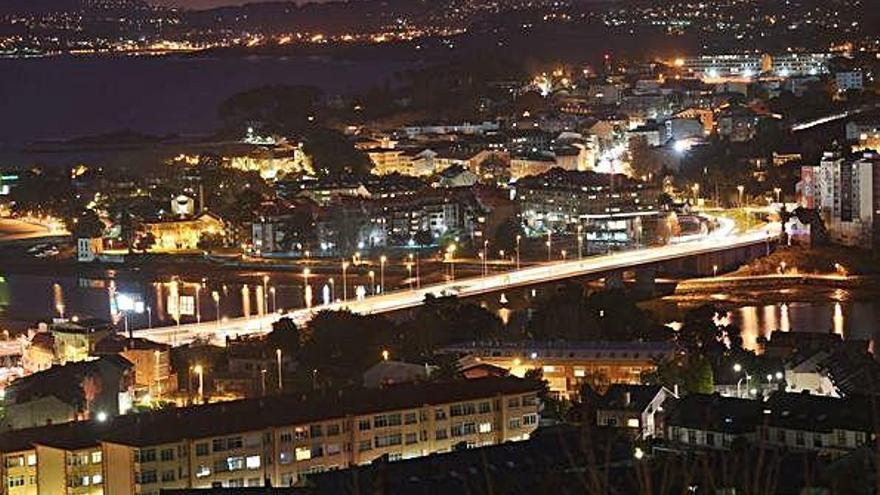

[836,71,864,92]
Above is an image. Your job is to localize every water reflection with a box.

[732,301,878,352]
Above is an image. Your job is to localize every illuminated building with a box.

[142,213,225,252]
[0,377,539,492]
[446,342,676,399]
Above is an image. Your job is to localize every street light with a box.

[733,363,749,398]
[546,230,552,261]
[379,255,387,294]
[773,187,781,203]
[328,277,335,301]
[262,275,269,316]
[447,244,457,281]
[211,291,220,327]
[515,235,522,270]
[482,240,489,277]
[276,348,283,392]
[406,262,413,289]
[409,252,420,289]
[368,270,376,295]
[303,268,312,308]
[269,286,277,313]
[577,224,583,259]
[341,261,350,300]
[561,249,567,261]
[192,364,204,404]
[737,185,745,207]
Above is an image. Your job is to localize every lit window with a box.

[542,365,555,373]
[573,369,586,378]
[294,447,311,461]
[627,418,640,428]
[195,465,211,478]
[245,455,261,470]
[26,455,36,466]
[92,474,103,485]
[478,423,492,433]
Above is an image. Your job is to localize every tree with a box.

[133,231,156,253]
[218,85,322,134]
[69,209,104,239]
[628,135,665,179]
[197,232,226,251]
[401,294,504,360]
[302,128,372,178]
[414,229,433,247]
[493,216,523,253]
[267,317,301,356]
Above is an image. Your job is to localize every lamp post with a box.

[194,284,201,324]
[328,277,335,302]
[192,364,204,404]
[262,275,269,316]
[773,187,781,203]
[561,249,567,261]
[515,235,521,270]
[733,363,749,398]
[368,270,376,295]
[577,224,583,259]
[546,230,552,261]
[406,263,413,290]
[379,255,387,294]
[482,240,489,276]
[269,287,276,313]
[211,291,220,328]
[276,348,283,392]
[341,261,350,301]
[302,268,311,308]
[737,185,745,208]
[447,244,457,281]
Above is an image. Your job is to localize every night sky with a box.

[149,0,333,7]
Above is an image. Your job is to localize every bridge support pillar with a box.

[604,271,625,290]
[634,266,657,297]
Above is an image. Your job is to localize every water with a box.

[0,271,358,333]
[727,301,880,350]
[0,54,412,162]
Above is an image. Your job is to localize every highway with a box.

[135,225,779,346]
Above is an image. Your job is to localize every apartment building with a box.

[0,377,539,495]
[0,421,107,495]
[445,341,676,399]
[800,151,880,247]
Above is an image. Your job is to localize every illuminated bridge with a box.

[136,226,780,346]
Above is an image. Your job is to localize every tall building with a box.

[800,152,880,247]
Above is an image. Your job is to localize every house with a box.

[762,392,872,455]
[436,165,479,188]
[665,394,762,450]
[93,334,176,399]
[3,355,134,429]
[48,319,114,365]
[362,360,434,388]
[595,384,674,439]
[446,341,676,399]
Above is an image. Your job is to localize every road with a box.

[136,226,779,346]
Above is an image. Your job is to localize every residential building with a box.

[801,151,880,247]
[445,341,676,399]
[3,355,134,429]
[595,384,675,439]
[93,334,175,399]
[99,377,539,492]
[665,394,762,450]
[0,421,108,495]
[761,393,872,456]
[835,71,864,92]
[515,169,661,249]
[362,361,433,389]
[49,319,114,365]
